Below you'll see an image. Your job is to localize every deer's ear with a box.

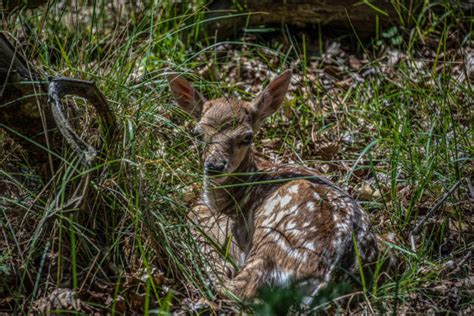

[251,69,291,124]
[168,74,206,119]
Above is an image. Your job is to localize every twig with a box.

[447,250,472,276]
[409,179,462,252]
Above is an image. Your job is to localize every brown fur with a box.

[169,70,379,302]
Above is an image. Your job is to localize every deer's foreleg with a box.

[226,256,269,299]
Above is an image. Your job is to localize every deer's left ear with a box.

[168,73,206,120]
[251,69,291,125]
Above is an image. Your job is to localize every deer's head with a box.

[168,70,291,179]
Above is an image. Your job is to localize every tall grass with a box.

[1,0,472,314]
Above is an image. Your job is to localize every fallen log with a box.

[204,0,473,39]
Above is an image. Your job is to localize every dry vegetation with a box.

[0,0,473,314]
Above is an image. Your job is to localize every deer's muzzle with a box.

[204,156,228,174]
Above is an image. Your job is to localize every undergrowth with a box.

[0,0,472,314]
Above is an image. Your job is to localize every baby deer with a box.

[168,70,378,302]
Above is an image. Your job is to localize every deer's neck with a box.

[203,151,260,217]
[203,151,268,254]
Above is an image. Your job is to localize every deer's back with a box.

[246,178,377,288]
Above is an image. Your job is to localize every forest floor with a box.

[1,1,473,314]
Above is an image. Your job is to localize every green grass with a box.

[1,0,472,314]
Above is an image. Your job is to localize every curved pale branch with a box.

[48,77,117,166]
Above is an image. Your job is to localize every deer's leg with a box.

[227,256,268,299]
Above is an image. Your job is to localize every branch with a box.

[47,77,117,166]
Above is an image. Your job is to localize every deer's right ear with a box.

[168,74,205,120]
[250,69,291,126]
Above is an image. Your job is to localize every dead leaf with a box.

[105,295,126,312]
[349,55,362,70]
[356,182,382,200]
[33,288,82,313]
[184,183,200,204]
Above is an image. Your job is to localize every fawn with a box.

[168,70,379,302]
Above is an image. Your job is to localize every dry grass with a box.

[0,0,472,314]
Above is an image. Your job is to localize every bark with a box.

[205,0,473,39]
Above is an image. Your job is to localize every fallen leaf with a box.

[356,182,382,200]
[349,55,362,70]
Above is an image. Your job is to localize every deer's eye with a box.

[240,132,253,146]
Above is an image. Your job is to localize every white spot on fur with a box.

[289,205,298,214]
[286,220,297,230]
[331,237,342,249]
[279,194,292,208]
[304,241,316,251]
[288,184,300,194]
[263,194,280,216]
[306,201,316,211]
[276,237,288,251]
[313,192,321,200]
[271,269,293,287]
[288,249,308,263]
[273,211,286,225]
[335,221,350,232]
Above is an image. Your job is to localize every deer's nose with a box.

[205,159,227,173]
